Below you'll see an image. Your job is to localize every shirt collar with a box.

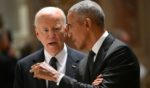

[92,31,109,55]
[44,43,68,66]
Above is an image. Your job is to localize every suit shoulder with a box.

[17,49,43,64]
[67,47,87,61]
[109,39,129,51]
[70,48,87,58]
[112,39,127,48]
[106,38,135,57]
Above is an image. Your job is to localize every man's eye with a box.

[54,28,61,32]
[43,28,49,32]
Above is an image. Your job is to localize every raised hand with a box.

[30,62,60,82]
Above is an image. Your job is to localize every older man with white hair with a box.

[14,7,86,88]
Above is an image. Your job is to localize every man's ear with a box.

[63,27,67,37]
[35,29,40,41]
[63,25,71,38]
[84,18,92,31]
[63,25,67,33]
[64,24,69,34]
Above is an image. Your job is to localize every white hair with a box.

[34,7,66,27]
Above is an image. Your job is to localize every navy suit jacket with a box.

[59,34,140,88]
[14,47,86,88]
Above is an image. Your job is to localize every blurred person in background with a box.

[0,29,17,88]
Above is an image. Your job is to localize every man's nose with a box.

[47,30,56,38]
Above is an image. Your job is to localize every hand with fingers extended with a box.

[30,62,60,82]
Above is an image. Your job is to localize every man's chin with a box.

[47,44,59,49]
[45,46,60,55]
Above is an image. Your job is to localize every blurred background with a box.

[0,0,150,88]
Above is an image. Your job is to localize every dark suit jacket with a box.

[59,34,140,88]
[14,47,86,88]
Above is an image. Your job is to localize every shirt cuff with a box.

[56,73,64,85]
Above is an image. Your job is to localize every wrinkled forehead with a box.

[35,12,65,26]
[38,13,61,22]
[37,14,64,26]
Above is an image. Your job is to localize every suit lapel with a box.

[65,47,79,78]
[91,34,114,81]
[32,49,45,63]
[32,49,46,88]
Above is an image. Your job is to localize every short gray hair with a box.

[34,7,66,27]
[69,0,105,28]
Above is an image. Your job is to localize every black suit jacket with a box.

[14,47,86,88]
[59,34,140,88]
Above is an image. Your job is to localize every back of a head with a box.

[69,0,105,29]
[34,7,66,27]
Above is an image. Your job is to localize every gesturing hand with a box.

[30,62,60,82]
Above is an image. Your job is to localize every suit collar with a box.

[44,44,68,66]
[32,47,82,84]
[91,34,115,82]
[32,49,45,63]
[94,34,114,64]
[92,31,109,55]
[32,47,80,78]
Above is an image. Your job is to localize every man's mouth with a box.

[48,42,57,45]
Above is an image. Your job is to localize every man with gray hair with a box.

[14,7,85,88]
[31,0,140,88]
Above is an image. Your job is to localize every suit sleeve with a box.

[99,46,140,88]
[59,76,96,88]
[58,46,140,88]
[13,62,24,88]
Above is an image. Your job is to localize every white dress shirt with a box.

[92,31,109,62]
[44,43,67,88]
